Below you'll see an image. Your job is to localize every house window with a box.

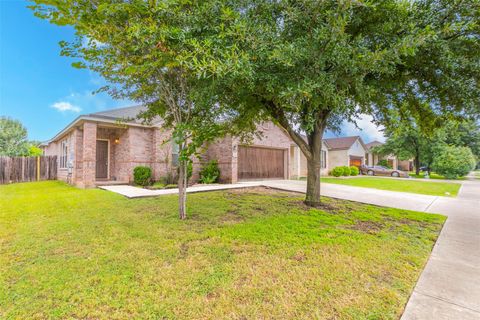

[171,141,179,166]
[60,139,68,168]
[320,150,327,169]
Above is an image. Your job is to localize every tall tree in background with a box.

[31,0,480,207]
[0,117,29,156]
[377,117,480,174]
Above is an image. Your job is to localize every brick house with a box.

[41,106,302,187]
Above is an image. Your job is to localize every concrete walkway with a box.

[98,182,263,198]
[100,178,480,318]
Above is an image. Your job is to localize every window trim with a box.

[59,139,68,169]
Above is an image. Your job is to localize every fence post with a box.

[37,156,40,181]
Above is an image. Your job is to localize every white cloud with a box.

[341,114,385,143]
[51,101,81,113]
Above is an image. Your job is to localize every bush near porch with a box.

[0,181,445,319]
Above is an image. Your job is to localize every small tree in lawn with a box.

[29,1,230,219]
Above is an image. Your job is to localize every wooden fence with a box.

[0,156,57,184]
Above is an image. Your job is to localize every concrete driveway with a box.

[258,179,480,320]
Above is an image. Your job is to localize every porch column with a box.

[82,122,97,188]
[231,139,238,183]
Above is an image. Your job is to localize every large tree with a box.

[31,0,480,207]
[180,0,479,206]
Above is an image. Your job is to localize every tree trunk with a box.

[178,160,187,220]
[305,154,322,207]
[304,122,325,207]
[414,156,420,175]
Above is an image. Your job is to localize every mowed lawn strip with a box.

[0,181,445,319]
[321,176,461,197]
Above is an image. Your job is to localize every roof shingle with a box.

[323,136,362,150]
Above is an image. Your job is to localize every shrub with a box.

[199,160,220,184]
[133,166,152,186]
[432,146,476,179]
[331,166,344,177]
[377,159,393,169]
[342,166,351,176]
[349,166,359,176]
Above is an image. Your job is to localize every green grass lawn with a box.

[321,177,461,197]
[0,181,445,319]
[408,172,466,180]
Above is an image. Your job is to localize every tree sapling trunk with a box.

[178,159,187,220]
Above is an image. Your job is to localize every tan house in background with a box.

[323,136,368,169]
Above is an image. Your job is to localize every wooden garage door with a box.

[238,146,285,180]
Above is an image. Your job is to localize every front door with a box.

[96,140,108,179]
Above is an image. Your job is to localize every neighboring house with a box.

[290,136,366,178]
[324,136,368,169]
[365,141,414,171]
[41,106,295,188]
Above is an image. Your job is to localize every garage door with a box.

[238,146,285,180]
[349,156,363,168]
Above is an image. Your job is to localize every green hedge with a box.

[331,166,344,177]
[341,166,351,176]
[199,160,220,184]
[133,166,152,186]
[349,166,359,176]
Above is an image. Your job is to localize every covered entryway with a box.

[349,156,363,168]
[96,140,109,179]
[238,146,285,180]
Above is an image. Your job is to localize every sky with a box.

[0,0,384,143]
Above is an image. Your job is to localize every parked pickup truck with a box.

[360,165,409,178]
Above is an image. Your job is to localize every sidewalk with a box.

[401,181,480,320]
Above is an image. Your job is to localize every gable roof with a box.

[44,105,157,144]
[365,140,384,151]
[86,105,148,124]
[323,136,366,151]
